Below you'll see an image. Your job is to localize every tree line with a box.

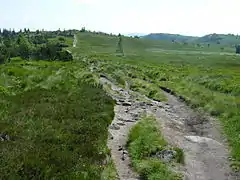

[0,29,75,64]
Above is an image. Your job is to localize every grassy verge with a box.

[0,60,115,179]
[129,78,166,101]
[101,159,118,180]
[127,116,183,180]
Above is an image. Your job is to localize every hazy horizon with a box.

[1,0,239,36]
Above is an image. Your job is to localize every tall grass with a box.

[127,116,183,180]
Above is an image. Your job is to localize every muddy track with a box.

[100,76,238,180]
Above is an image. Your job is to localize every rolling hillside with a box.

[143,33,240,46]
[1,30,240,179]
[143,33,198,42]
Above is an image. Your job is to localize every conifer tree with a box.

[116,33,124,56]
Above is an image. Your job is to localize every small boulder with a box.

[139,102,146,106]
[109,123,120,130]
[124,119,135,123]
[122,102,132,106]
[184,136,222,146]
[121,153,126,161]
[118,117,124,121]
[147,102,154,106]
[108,132,114,140]
[119,99,125,103]
[131,113,138,118]
[116,101,122,105]
[154,149,177,163]
[158,104,164,108]
[118,146,123,151]
[117,122,125,126]
[0,133,10,142]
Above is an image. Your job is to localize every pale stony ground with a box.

[100,76,239,180]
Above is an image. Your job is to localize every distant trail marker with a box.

[73,34,77,48]
[116,33,124,56]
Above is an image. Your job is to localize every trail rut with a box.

[100,76,238,180]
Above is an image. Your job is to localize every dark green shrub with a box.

[58,37,65,42]
[236,45,240,54]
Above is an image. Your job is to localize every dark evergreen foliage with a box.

[0,29,74,62]
[116,34,124,56]
[236,45,240,54]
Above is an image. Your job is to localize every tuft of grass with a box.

[129,78,166,102]
[101,159,118,180]
[135,159,183,180]
[127,116,183,180]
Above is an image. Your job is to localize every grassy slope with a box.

[196,34,240,45]
[143,33,198,42]
[76,32,240,169]
[0,53,115,178]
[127,116,183,180]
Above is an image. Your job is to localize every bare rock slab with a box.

[184,136,223,146]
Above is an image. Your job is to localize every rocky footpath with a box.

[100,76,238,180]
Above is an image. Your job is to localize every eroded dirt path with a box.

[100,76,238,180]
[153,92,237,180]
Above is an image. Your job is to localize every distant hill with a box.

[143,33,240,46]
[143,33,198,42]
[195,34,240,46]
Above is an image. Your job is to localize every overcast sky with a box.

[1,0,239,36]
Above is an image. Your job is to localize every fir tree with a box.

[116,33,124,56]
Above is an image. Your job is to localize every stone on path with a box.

[122,102,132,106]
[117,122,126,126]
[110,123,120,130]
[184,136,223,146]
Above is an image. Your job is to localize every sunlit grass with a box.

[75,31,240,169]
[127,116,183,180]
